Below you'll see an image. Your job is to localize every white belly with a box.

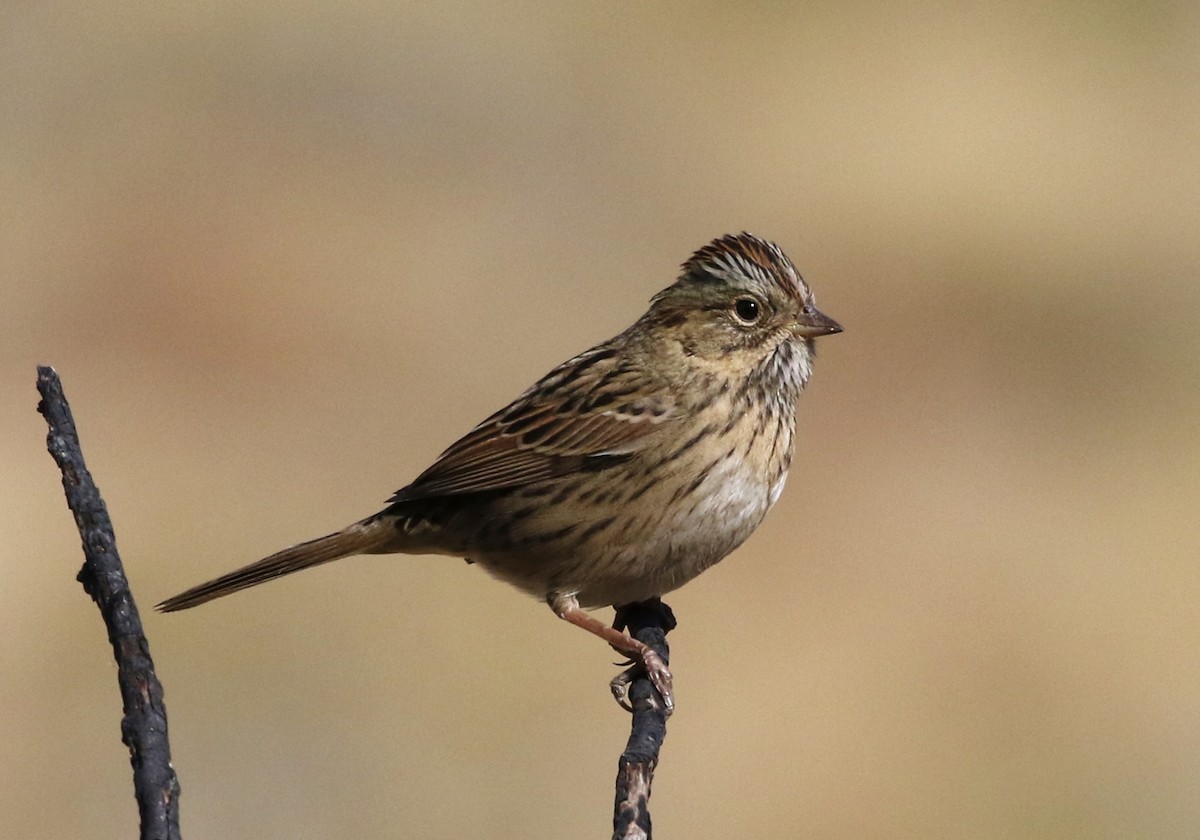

[571,455,783,607]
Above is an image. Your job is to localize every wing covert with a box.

[388,345,674,503]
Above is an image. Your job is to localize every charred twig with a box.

[611,598,675,840]
[37,366,182,840]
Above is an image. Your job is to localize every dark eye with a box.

[733,297,761,323]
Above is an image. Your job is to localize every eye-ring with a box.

[733,297,762,324]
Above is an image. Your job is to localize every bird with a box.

[158,232,842,714]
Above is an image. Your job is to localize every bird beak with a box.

[792,306,842,338]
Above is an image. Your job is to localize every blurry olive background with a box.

[5,2,1199,837]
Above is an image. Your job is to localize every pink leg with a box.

[549,593,674,714]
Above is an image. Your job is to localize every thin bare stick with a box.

[611,598,675,840]
[37,366,182,840]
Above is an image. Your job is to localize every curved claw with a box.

[610,670,636,713]
[609,649,674,716]
[642,648,674,715]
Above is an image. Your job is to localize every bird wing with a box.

[388,345,675,502]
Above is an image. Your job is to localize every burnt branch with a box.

[37,366,182,840]
[611,598,675,840]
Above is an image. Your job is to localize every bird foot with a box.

[610,647,673,716]
[549,593,674,715]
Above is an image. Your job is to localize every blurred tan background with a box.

[5,1,1199,837]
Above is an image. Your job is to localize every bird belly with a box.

[461,453,781,609]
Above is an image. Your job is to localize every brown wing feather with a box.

[389,345,674,503]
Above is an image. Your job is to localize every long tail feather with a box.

[157,516,393,612]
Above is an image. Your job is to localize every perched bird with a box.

[159,233,842,713]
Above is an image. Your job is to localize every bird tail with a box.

[156,515,395,612]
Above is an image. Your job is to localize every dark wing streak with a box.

[536,411,651,454]
[392,444,575,500]
[535,413,607,451]
[389,354,675,504]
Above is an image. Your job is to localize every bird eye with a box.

[733,297,761,324]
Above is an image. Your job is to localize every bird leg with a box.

[548,593,674,715]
